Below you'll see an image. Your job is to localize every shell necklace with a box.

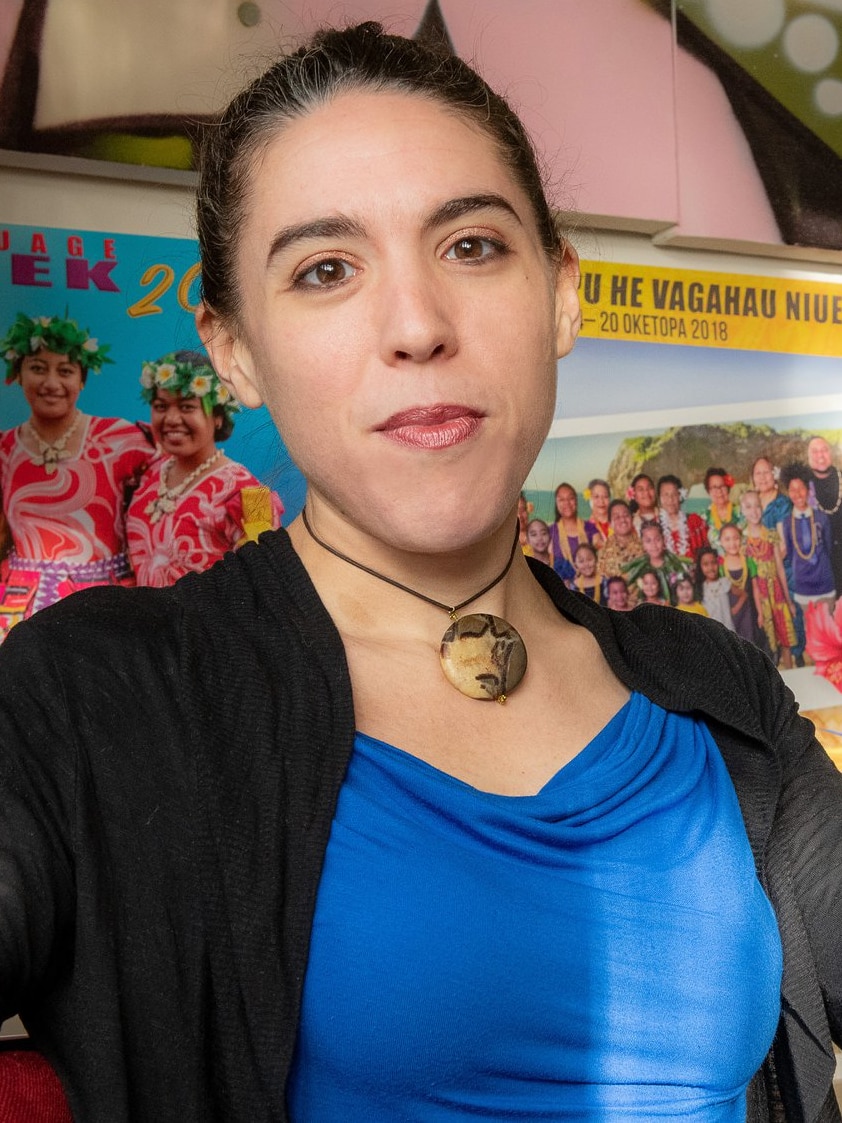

[26,411,83,474]
[301,507,527,704]
[145,449,224,524]
[791,508,817,561]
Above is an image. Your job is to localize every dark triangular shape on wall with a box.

[413,0,456,55]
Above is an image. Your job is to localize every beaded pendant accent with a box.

[439,612,527,704]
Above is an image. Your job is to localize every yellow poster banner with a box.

[578,261,842,357]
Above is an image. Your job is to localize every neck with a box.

[289,502,535,641]
[169,443,219,481]
[29,409,80,444]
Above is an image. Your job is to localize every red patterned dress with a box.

[126,456,283,587]
[0,416,153,639]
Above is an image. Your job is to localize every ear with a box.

[195,302,264,410]
[553,240,581,360]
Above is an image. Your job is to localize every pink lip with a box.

[377,404,483,450]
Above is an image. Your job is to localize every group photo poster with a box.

[2,220,842,770]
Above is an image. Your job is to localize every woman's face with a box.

[555,486,578,520]
[752,458,775,492]
[150,388,218,460]
[589,483,609,517]
[706,474,730,503]
[658,481,681,515]
[610,504,633,538]
[203,90,580,553]
[19,350,83,424]
[633,477,655,511]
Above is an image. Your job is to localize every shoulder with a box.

[85,416,154,454]
[529,557,790,743]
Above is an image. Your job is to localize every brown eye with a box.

[297,258,354,287]
[445,235,504,262]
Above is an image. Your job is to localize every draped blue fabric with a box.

[288,694,782,1121]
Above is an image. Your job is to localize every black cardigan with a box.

[0,530,840,1122]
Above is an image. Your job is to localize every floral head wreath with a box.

[2,313,112,384]
[139,352,240,423]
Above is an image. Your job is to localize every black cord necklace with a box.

[301,507,527,703]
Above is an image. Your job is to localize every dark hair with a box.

[149,350,235,442]
[574,541,596,559]
[14,354,88,385]
[554,482,578,516]
[606,575,627,592]
[750,456,775,481]
[656,474,682,500]
[641,522,665,541]
[704,467,729,490]
[196,21,558,323]
[608,498,631,520]
[779,462,811,491]
[631,473,654,490]
[693,545,719,597]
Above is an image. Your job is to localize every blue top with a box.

[288,694,782,1121]
[782,507,835,597]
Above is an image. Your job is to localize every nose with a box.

[377,258,458,366]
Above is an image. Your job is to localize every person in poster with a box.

[0,312,154,639]
[126,351,283,587]
[808,436,842,597]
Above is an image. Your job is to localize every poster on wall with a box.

[0,221,305,640]
[524,258,842,763]
[3,220,842,768]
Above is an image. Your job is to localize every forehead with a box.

[152,387,186,404]
[809,438,830,455]
[241,90,538,252]
[22,350,73,365]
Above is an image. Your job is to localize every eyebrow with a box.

[265,193,523,267]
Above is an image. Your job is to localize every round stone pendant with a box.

[439,612,527,702]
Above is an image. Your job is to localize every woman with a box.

[0,313,153,639]
[752,454,806,664]
[596,498,644,605]
[703,466,745,553]
[0,24,840,1123]
[741,489,796,669]
[751,456,791,531]
[584,477,611,543]
[549,481,601,581]
[657,473,708,562]
[126,351,283,586]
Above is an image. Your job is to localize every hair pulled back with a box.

[196,21,558,323]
